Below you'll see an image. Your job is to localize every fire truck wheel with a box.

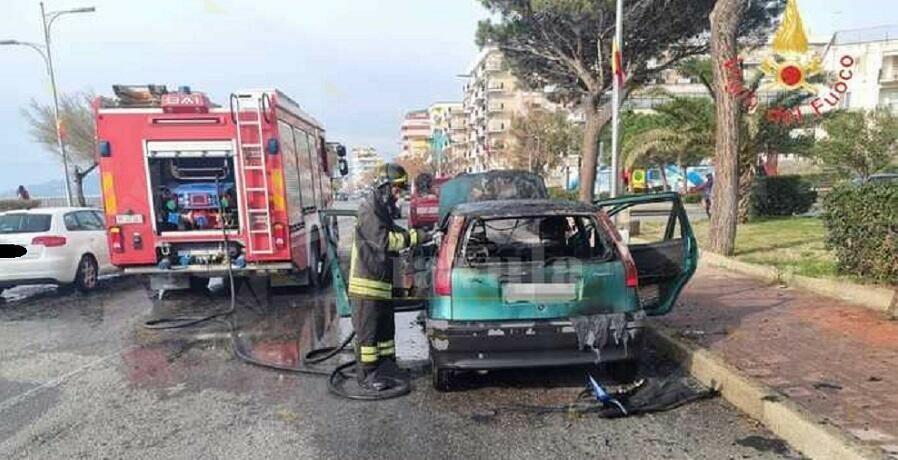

[308,236,323,288]
[74,255,99,292]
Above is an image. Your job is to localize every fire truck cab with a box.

[94,85,347,290]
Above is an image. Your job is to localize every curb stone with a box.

[699,251,897,318]
[647,323,888,460]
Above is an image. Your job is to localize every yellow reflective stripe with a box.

[348,284,392,299]
[348,281,391,294]
[410,229,418,246]
[378,347,395,356]
[360,346,378,354]
[387,231,407,252]
[348,277,391,291]
[102,172,116,214]
[360,354,379,363]
[377,340,395,348]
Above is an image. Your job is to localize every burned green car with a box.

[426,193,697,391]
[323,173,697,391]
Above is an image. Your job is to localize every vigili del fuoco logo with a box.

[724,0,856,126]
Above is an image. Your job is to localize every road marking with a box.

[0,345,137,413]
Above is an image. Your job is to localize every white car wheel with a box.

[75,255,99,292]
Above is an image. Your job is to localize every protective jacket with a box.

[348,187,419,300]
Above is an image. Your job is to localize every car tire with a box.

[74,255,99,293]
[607,359,639,384]
[431,360,453,392]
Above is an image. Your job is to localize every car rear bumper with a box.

[0,256,75,287]
[426,313,645,370]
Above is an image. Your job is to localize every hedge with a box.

[821,182,898,285]
[548,187,579,201]
[0,199,42,212]
[752,175,817,217]
[682,193,703,204]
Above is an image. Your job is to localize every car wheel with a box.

[431,360,453,392]
[74,255,99,292]
[607,359,639,384]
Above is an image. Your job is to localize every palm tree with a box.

[623,97,714,192]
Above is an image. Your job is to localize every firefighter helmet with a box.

[375,163,409,190]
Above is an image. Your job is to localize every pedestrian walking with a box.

[696,173,713,217]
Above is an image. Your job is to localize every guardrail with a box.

[31,195,102,208]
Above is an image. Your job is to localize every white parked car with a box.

[0,207,116,295]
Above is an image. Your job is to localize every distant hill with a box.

[1,175,100,199]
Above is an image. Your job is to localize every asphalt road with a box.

[0,199,783,459]
[0,271,802,460]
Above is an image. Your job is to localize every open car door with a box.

[595,192,698,316]
[320,209,355,318]
[320,208,430,318]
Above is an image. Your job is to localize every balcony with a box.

[487,81,507,92]
[488,102,506,113]
[487,123,507,133]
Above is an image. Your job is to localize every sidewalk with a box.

[660,265,898,457]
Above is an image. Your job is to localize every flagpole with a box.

[611,0,623,198]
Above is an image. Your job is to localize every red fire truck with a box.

[94,85,347,290]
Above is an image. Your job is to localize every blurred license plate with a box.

[503,283,577,304]
[115,214,143,225]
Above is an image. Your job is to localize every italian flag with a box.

[612,38,625,86]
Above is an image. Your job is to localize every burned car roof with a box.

[438,170,549,222]
[451,199,598,218]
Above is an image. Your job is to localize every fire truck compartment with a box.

[146,152,242,235]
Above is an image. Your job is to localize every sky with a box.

[0,0,894,192]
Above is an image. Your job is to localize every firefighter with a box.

[349,163,430,391]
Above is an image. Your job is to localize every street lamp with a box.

[1,3,95,206]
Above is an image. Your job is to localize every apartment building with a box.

[461,47,557,172]
[427,102,465,173]
[399,110,431,160]
[821,26,898,112]
[350,146,383,179]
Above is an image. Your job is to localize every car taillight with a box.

[109,226,124,253]
[434,216,465,296]
[273,223,286,249]
[32,236,67,247]
[596,211,638,288]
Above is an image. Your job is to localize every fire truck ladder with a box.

[231,92,274,256]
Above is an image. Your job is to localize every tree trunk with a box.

[737,150,756,224]
[678,158,687,193]
[578,103,602,202]
[707,0,746,256]
[578,95,617,202]
[73,169,87,207]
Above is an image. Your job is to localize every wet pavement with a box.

[0,272,805,460]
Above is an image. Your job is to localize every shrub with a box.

[0,199,42,212]
[682,193,703,204]
[751,175,817,217]
[548,187,578,201]
[821,182,898,285]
